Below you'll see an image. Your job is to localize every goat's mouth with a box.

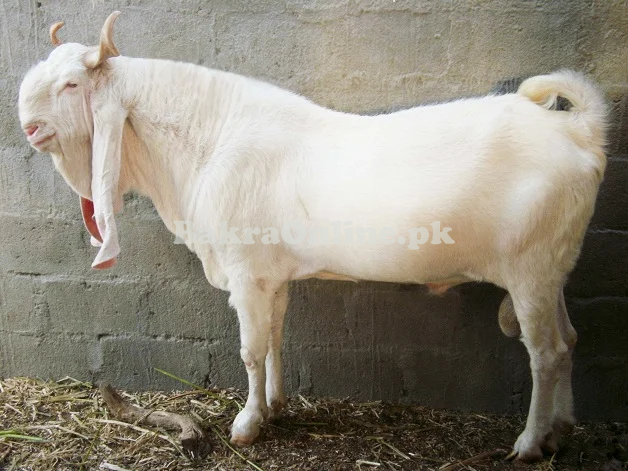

[30,132,56,150]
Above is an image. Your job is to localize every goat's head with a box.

[18,11,125,269]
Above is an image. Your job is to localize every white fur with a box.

[18,19,607,460]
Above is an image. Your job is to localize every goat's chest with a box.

[196,247,230,291]
[204,262,230,291]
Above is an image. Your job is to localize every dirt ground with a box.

[0,377,625,471]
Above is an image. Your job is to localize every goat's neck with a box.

[115,57,246,230]
[118,118,185,230]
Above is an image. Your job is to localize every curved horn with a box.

[99,11,121,57]
[50,21,64,46]
[85,11,121,69]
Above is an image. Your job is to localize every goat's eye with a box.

[66,82,78,89]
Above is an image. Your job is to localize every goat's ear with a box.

[89,101,127,269]
[84,11,121,69]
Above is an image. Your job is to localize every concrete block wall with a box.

[0,0,626,421]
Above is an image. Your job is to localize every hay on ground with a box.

[0,376,625,470]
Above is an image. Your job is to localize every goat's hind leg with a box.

[550,290,577,445]
[509,283,569,462]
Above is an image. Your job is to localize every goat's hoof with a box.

[553,417,576,438]
[538,416,575,454]
[230,433,257,447]
[266,398,286,423]
[510,431,545,462]
[541,430,559,454]
[508,447,544,463]
[230,408,263,446]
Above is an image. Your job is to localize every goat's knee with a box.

[241,346,264,370]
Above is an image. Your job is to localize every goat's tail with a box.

[518,70,608,160]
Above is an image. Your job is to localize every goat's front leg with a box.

[229,279,277,446]
[265,283,289,421]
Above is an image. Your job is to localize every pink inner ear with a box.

[80,197,103,242]
[80,197,117,269]
[93,258,117,269]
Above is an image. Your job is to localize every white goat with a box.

[18,12,607,461]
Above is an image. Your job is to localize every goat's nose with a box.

[25,125,38,136]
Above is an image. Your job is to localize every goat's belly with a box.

[292,269,472,294]
[293,271,360,282]
[291,240,479,286]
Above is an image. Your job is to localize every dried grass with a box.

[0,375,625,470]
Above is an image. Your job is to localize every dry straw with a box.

[0,374,624,470]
